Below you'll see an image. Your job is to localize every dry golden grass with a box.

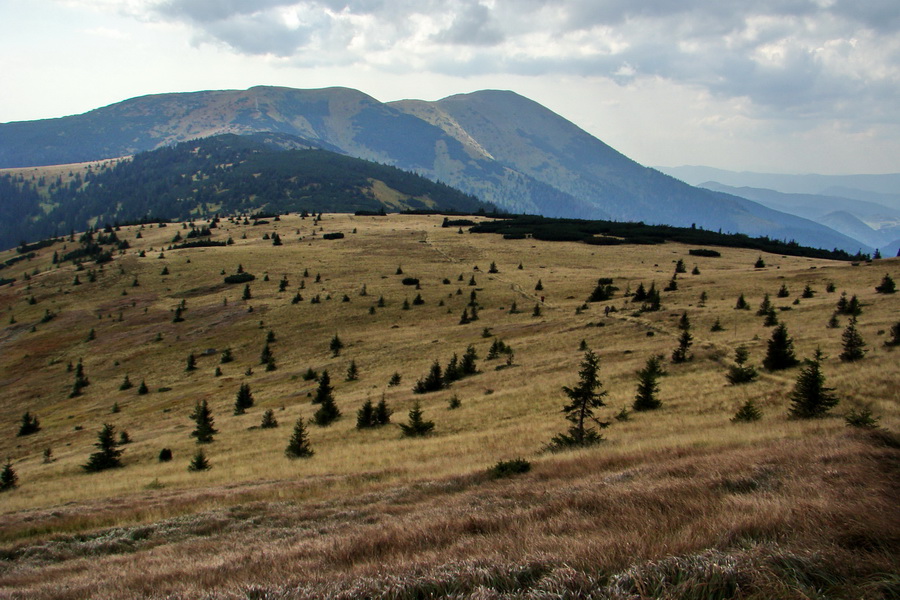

[0,213,897,597]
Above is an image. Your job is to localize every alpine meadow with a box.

[0,211,897,599]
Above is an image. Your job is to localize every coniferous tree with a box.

[374,395,393,425]
[399,401,435,437]
[17,412,41,436]
[444,353,461,383]
[233,383,254,415]
[735,294,750,310]
[777,283,790,298]
[388,372,402,387]
[535,279,543,291]
[221,348,234,363]
[726,346,758,385]
[312,370,333,404]
[346,360,359,381]
[158,448,173,462]
[260,408,278,429]
[632,282,648,302]
[801,284,815,298]
[754,256,766,268]
[329,334,344,357]
[188,449,211,471]
[137,379,149,395]
[83,424,123,472]
[0,459,17,491]
[675,258,686,273]
[875,273,896,294]
[763,306,779,327]
[633,355,662,411]
[549,349,608,448]
[119,374,133,390]
[677,311,690,331]
[242,284,252,300]
[788,349,839,418]
[763,323,799,371]
[671,329,693,363]
[731,399,762,423]
[413,360,444,394]
[185,353,197,371]
[356,398,375,429]
[827,312,840,329]
[710,317,725,332]
[285,418,314,458]
[190,400,217,443]
[839,317,867,362]
[461,345,478,376]
[756,294,772,317]
[533,303,542,317]
[260,343,273,365]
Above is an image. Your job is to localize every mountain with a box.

[696,182,900,251]
[0,133,490,250]
[658,166,900,211]
[0,86,866,252]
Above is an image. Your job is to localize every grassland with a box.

[0,213,897,598]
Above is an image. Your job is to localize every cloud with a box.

[127,0,899,126]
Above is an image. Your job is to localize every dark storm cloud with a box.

[144,0,900,123]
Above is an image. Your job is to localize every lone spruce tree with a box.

[633,355,663,411]
[839,317,867,362]
[0,459,18,491]
[17,412,40,436]
[726,346,758,385]
[285,418,314,458]
[763,323,799,371]
[549,349,608,449]
[188,449,211,472]
[788,349,839,418]
[399,400,435,437]
[313,372,341,426]
[190,400,217,443]
[83,424,123,472]
[233,383,254,415]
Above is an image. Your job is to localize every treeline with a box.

[0,134,491,250]
[469,215,865,261]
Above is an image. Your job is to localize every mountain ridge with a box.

[0,86,867,252]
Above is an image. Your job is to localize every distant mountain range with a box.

[0,86,871,253]
[656,166,900,256]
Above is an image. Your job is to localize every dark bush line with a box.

[470,215,862,261]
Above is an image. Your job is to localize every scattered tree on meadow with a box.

[356,398,376,429]
[190,400,217,443]
[754,256,766,268]
[260,343,273,365]
[844,405,880,429]
[399,401,435,437]
[119,374,133,390]
[548,349,608,449]
[388,372,402,387]
[875,273,896,294]
[346,360,359,381]
[801,284,815,298]
[313,378,341,426]
[0,459,17,491]
[233,383,254,415]
[242,284,252,300]
[260,409,278,429]
[777,283,790,298]
[671,329,693,363]
[329,334,344,357]
[788,349,839,419]
[374,395,393,425]
[839,317,867,362]
[756,294,772,317]
[188,449,211,472]
[633,355,663,411]
[726,346,758,385]
[158,448,173,462]
[17,412,40,436]
[285,418,314,458]
[413,360,444,394]
[675,258,686,273]
[137,379,149,395]
[677,311,690,331]
[731,399,762,423]
[69,359,90,398]
[734,294,750,310]
[185,353,197,372]
[710,317,725,332]
[83,424,123,472]
[763,323,799,371]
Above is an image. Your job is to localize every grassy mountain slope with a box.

[0,86,861,252]
[0,213,897,597]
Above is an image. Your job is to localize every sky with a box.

[1,0,899,174]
